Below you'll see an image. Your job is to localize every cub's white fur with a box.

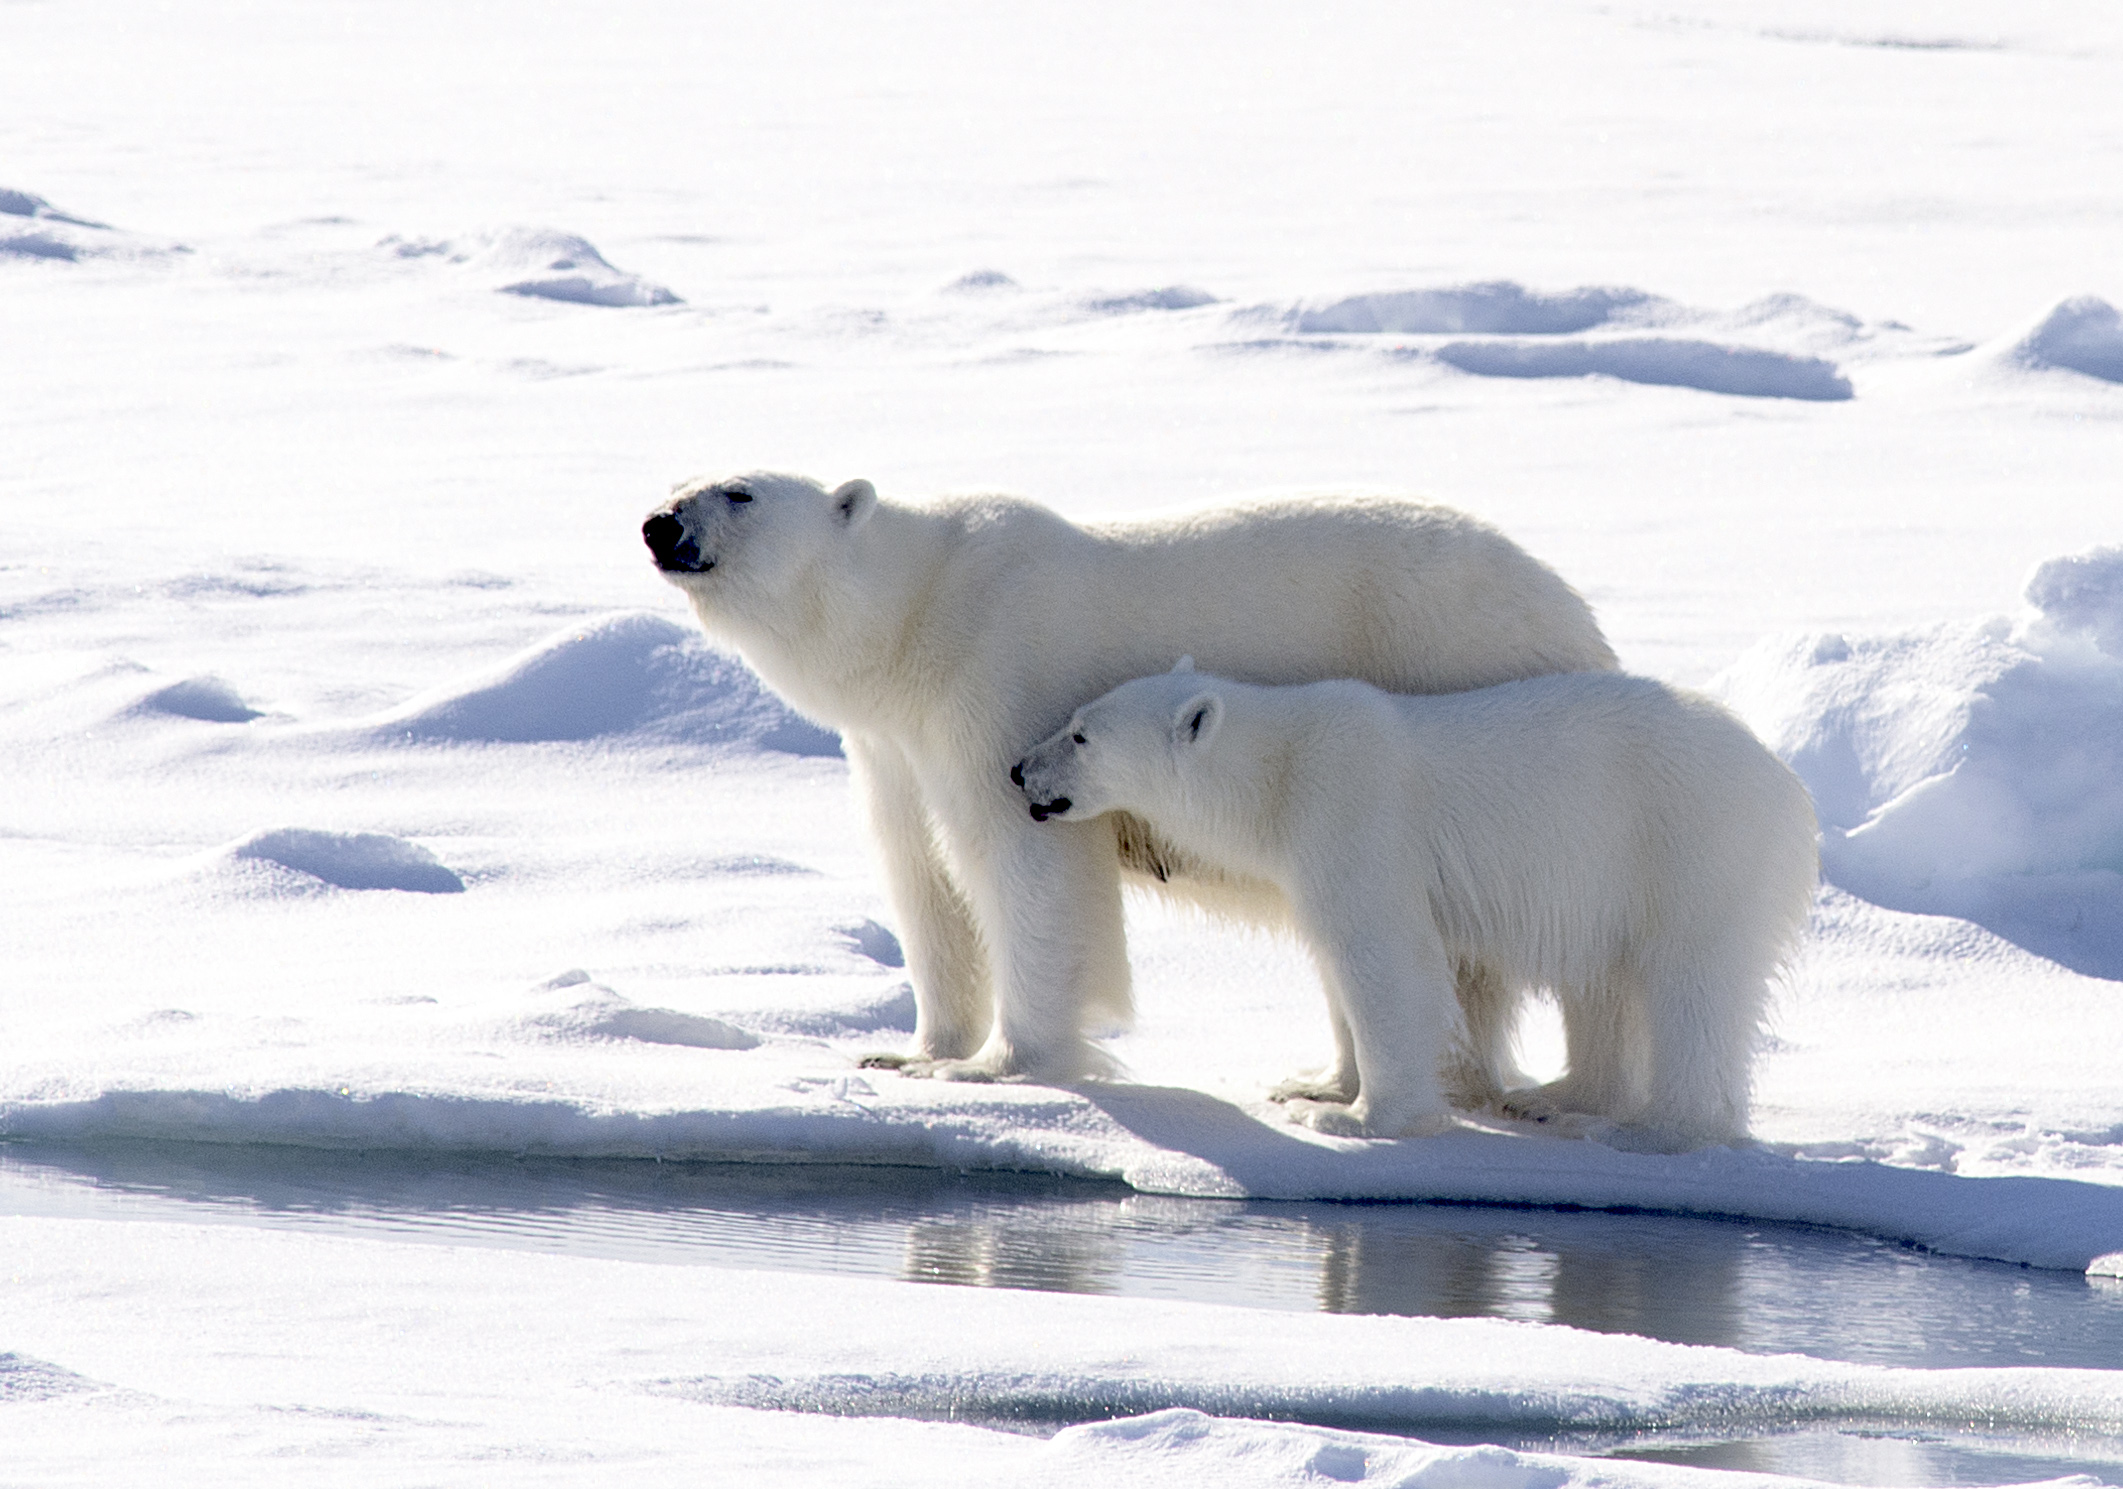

[645,472,1616,1083]
[1014,666,1818,1147]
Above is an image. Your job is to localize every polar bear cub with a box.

[1013,663,1817,1148]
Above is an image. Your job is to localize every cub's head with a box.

[1011,659,1225,825]
[642,471,877,624]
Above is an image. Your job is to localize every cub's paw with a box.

[1268,1072,1358,1105]
[857,1051,914,1071]
[1284,1098,1458,1140]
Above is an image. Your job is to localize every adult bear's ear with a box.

[1173,691,1223,750]
[1172,655,1195,673]
[832,478,878,530]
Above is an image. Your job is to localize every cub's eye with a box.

[724,489,753,505]
[1071,732,1086,745]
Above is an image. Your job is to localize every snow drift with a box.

[366,611,841,753]
[1718,546,2123,979]
[1982,295,2123,384]
[228,828,467,893]
[1293,283,1657,336]
[1260,280,1862,400]
[385,226,680,307]
[1,186,179,261]
[1430,337,1852,401]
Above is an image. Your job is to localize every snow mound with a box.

[367,611,840,754]
[1432,337,1853,401]
[518,971,760,1050]
[386,227,680,308]
[1259,281,1862,398]
[0,187,175,262]
[1716,549,2123,978]
[1082,285,1219,314]
[229,828,467,894]
[1985,296,2123,383]
[2028,546,2123,656]
[836,918,905,968]
[0,1352,99,1404]
[136,675,263,723]
[943,268,1020,294]
[0,187,108,229]
[1293,282,1657,335]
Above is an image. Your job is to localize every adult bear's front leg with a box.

[845,736,992,1065]
[914,796,1131,1083]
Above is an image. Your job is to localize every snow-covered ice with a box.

[6,0,2123,1481]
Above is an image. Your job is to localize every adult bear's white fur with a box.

[1014,667,1818,1148]
[644,471,1617,1083]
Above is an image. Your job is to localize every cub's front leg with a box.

[1281,882,1461,1139]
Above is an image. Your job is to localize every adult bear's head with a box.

[643,471,878,624]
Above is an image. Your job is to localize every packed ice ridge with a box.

[1718,545,2123,979]
[366,610,840,753]
[384,226,680,307]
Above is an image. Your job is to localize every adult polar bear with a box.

[643,472,1616,1083]
[1014,667,1818,1147]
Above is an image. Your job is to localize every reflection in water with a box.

[4,1138,2122,1377]
[1310,1213,1746,1346]
[904,1215,1126,1296]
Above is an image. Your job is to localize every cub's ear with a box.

[1172,655,1195,673]
[1172,690,1223,749]
[832,478,878,530]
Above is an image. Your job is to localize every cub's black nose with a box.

[1027,797,1071,822]
[1009,761,1025,788]
[643,512,705,572]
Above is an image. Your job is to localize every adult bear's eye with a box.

[724,489,752,504]
[1072,732,1086,745]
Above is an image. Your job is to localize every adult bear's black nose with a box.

[643,512,704,571]
[1027,797,1071,822]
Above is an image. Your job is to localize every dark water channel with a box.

[5,1141,2120,1486]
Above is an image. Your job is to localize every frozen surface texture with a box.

[6,0,2123,1481]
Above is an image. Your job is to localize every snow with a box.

[4,1211,2120,1487]
[6,0,2123,1480]
[385,226,683,309]
[1986,297,2123,384]
[1718,551,2123,978]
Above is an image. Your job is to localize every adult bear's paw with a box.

[1268,1071,1358,1104]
